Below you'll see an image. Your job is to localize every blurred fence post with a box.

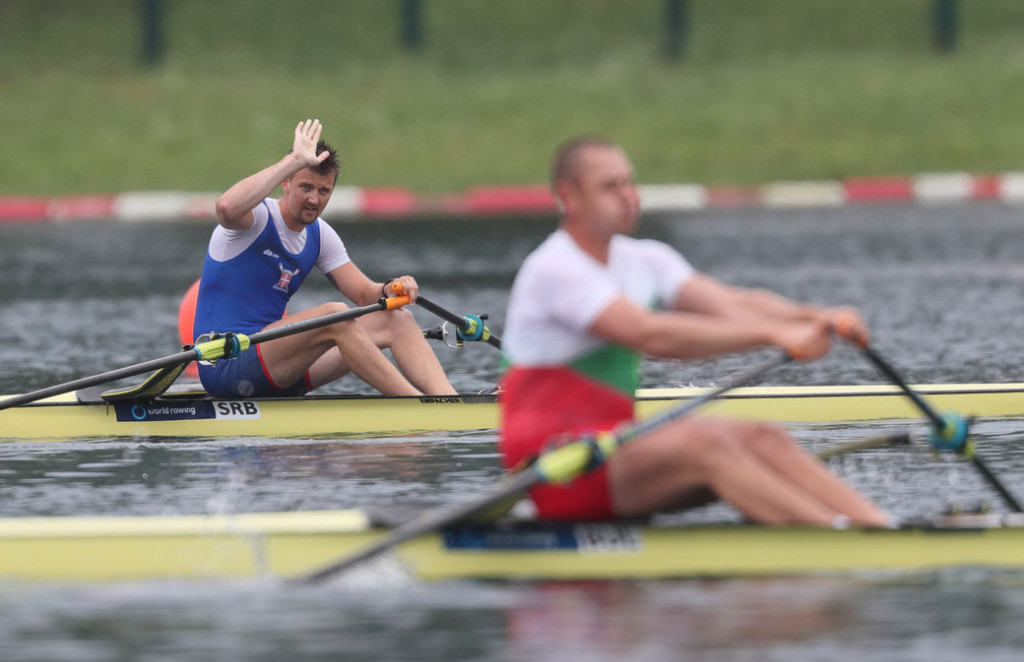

[139,0,164,66]
[664,0,687,60]
[400,0,424,53]
[932,0,957,52]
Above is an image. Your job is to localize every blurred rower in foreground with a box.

[193,119,456,398]
[499,136,889,527]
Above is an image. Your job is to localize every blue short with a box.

[197,345,310,398]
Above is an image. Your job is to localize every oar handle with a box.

[385,295,411,310]
[379,282,411,310]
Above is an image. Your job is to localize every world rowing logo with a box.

[274,263,300,293]
[114,401,220,423]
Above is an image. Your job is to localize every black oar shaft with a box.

[862,346,947,431]
[621,354,792,444]
[0,352,200,410]
[815,431,912,460]
[0,298,401,412]
[413,295,467,328]
[970,456,1024,512]
[859,345,1023,514]
[297,470,537,584]
[245,299,395,345]
[415,295,502,349]
[293,352,790,585]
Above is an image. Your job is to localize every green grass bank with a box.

[3,0,1024,196]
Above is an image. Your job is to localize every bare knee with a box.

[386,308,420,335]
[687,427,747,474]
[270,302,359,346]
[318,302,356,330]
[661,419,746,476]
[737,421,793,455]
[320,301,351,314]
[612,423,740,514]
[678,420,791,474]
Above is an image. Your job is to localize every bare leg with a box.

[306,346,350,388]
[609,416,888,526]
[357,308,457,395]
[258,302,421,396]
[738,420,889,525]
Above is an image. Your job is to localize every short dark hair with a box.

[313,140,341,180]
[550,135,617,189]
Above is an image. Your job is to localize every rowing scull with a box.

[2,382,1023,441]
[2,508,1023,582]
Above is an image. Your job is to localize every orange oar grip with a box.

[785,344,811,361]
[391,281,405,296]
[385,295,410,310]
[833,311,868,348]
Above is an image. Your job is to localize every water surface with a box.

[2,203,1024,660]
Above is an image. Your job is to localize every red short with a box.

[500,367,634,521]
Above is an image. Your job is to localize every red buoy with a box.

[177,278,201,378]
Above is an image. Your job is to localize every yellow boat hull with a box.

[2,383,1023,441]
[3,510,1024,582]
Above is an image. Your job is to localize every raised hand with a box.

[293,119,328,167]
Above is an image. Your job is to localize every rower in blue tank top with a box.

[195,199,323,337]
[193,119,456,398]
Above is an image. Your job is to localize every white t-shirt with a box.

[503,229,695,366]
[206,198,350,273]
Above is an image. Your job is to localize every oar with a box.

[415,295,502,349]
[0,295,410,411]
[815,429,913,460]
[859,345,1023,512]
[291,352,791,584]
[421,325,461,349]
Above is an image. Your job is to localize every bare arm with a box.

[675,273,868,346]
[589,296,832,361]
[214,119,329,230]
[326,263,422,307]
